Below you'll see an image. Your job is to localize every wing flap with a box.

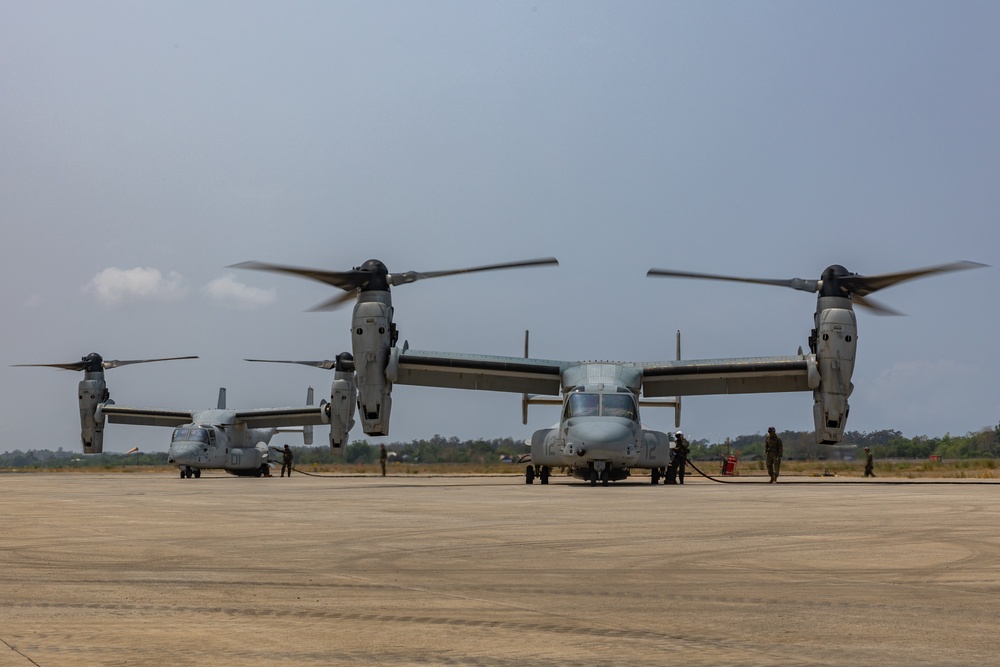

[234,407,327,429]
[641,356,813,397]
[395,349,565,395]
[101,405,194,428]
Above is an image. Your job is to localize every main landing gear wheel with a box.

[601,467,610,486]
[589,467,598,487]
[651,468,660,485]
[539,466,550,485]
[525,466,535,484]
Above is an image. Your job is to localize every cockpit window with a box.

[172,428,210,443]
[565,393,600,418]
[603,394,638,421]
[564,393,638,421]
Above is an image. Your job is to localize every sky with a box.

[1,1,998,454]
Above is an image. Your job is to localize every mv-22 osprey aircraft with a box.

[13,352,356,478]
[234,257,983,486]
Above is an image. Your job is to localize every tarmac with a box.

[2,471,999,666]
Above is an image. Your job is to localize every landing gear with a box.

[600,467,610,486]
[180,466,197,479]
[526,465,551,485]
[651,468,661,485]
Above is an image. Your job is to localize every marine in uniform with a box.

[764,426,782,483]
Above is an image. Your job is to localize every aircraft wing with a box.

[101,405,194,428]
[394,348,568,395]
[639,355,816,397]
[233,406,327,429]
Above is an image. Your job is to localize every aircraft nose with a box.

[168,443,199,466]
[567,420,634,457]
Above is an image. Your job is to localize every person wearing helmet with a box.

[765,426,782,483]
[863,446,875,477]
[668,430,690,484]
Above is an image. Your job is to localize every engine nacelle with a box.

[78,375,109,454]
[352,295,394,435]
[329,374,357,451]
[812,299,857,444]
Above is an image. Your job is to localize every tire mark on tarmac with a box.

[7,600,825,665]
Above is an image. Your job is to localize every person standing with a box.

[673,431,690,484]
[280,444,293,478]
[379,443,388,477]
[765,426,782,483]
[864,447,875,477]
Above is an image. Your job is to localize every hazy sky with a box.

[2,2,997,454]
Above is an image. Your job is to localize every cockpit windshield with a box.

[564,393,638,421]
[172,428,210,443]
[603,394,638,420]
[565,393,600,418]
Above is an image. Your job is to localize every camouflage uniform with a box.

[672,435,690,484]
[764,429,782,483]
[380,444,388,477]
[864,448,875,477]
[280,445,293,477]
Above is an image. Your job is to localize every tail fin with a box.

[217,388,227,410]
[304,387,314,445]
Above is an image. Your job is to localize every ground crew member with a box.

[280,444,293,477]
[672,431,690,484]
[765,426,782,483]
[380,443,388,477]
[864,447,875,477]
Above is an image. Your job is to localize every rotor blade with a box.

[11,361,91,371]
[102,356,199,369]
[389,257,559,286]
[851,294,903,316]
[307,289,359,312]
[12,356,198,371]
[230,261,365,292]
[646,268,819,293]
[839,261,987,296]
[245,358,338,370]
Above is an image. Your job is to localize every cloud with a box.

[202,274,276,310]
[83,267,188,307]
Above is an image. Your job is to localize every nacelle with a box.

[812,300,857,444]
[352,296,394,435]
[78,375,109,454]
[329,374,357,451]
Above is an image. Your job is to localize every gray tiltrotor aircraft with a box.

[14,352,347,478]
[235,258,983,486]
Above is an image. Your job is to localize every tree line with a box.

[2,425,998,469]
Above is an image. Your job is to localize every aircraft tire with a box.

[651,468,660,485]
[540,466,550,484]
[601,467,609,486]
[525,466,535,484]
[193,469,201,479]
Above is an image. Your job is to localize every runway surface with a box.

[1,472,999,666]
